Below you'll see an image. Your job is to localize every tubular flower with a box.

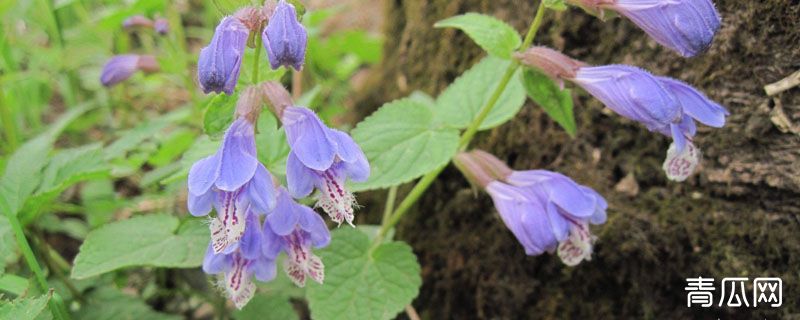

[455,150,607,266]
[516,47,728,181]
[567,0,721,57]
[282,106,370,226]
[188,117,278,253]
[262,0,308,70]
[203,211,277,309]
[154,18,169,35]
[100,55,159,87]
[197,16,249,94]
[262,188,330,287]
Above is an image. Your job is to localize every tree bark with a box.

[353,1,800,318]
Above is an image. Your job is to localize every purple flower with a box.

[154,18,169,35]
[262,0,308,70]
[122,15,153,29]
[203,211,277,309]
[101,55,158,87]
[568,0,721,57]
[486,170,607,266]
[198,16,249,95]
[281,106,370,226]
[262,188,330,287]
[188,118,277,253]
[570,65,728,180]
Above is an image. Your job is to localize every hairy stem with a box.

[252,29,264,83]
[375,2,547,241]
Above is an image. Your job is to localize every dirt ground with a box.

[349,0,800,318]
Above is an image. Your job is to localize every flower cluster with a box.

[455,150,607,266]
[100,15,169,87]
[187,1,369,308]
[516,45,727,181]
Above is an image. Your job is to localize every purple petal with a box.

[197,16,248,95]
[286,152,317,198]
[246,164,278,214]
[510,171,595,219]
[262,1,308,70]
[187,189,215,217]
[252,256,278,282]
[202,244,231,274]
[545,201,570,242]
[611,0,720,57]
[581,186,608,225]
[100,55,141,87]
[297,205,330,248]
[671,123,687,153]
[261,221,284,259]
[282,107,337,171]
[239,212,263,260]
[215,118,259,191]
[266,189,300,236]
[487,182,548,255]
[658,77,728,128]
[573,65,681,133]
[188,154,221,196]
[328,129,362,163]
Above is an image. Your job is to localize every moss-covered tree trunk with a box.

[352,1,799,318]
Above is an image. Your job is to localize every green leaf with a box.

[306,229,421,320]
[434,56,526,130]
[543,0,568,11]
[0,216,17,273]
[203,93,237,139]
[256,111,291,177]
[351,99,460,191]
[104,108,190,161]
[520,69,577,137]
[0,103,94,216]
[26,143,110,211]
[0,273,29,296]
[233,293,298,320]
[71,214,209,279]
[148,129,197,167]
[434,13,521,59]
[78,287,181,320]
[0,292,51,320]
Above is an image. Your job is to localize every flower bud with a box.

[235,85,264,123]
[453,150,512,188]
[262,0,308,70]
[514,46,586,86]
[100,55,160,87]
[197,16,249,95]
[154,18,169,35]
[260,81,293,118]
[122,15,153,29]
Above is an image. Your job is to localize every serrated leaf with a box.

[71,214,209,279]
[435,13,521,59]
[351,99,460,191]
[233,293,298,320]
[306,229,421,320]
[543,0,568,11]
[521,69,576,136]
[203,93,237,139]
[0,104,94,216]
[79,287,181,320]
[0,292,51,320]
[434,56,526,130]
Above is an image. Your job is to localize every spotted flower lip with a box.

[203,211,277,309]
[262,0,308,70]
[262,188,330,287]
[281,106,369,226]
[188,117,278,253]
[197,16,249,95]
[567,0,721,57]
[486,170,607,266]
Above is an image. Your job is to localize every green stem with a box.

[3,210,70,319]
[0,85,18,153]
[375,2,548,241]
[251,31,263,83]
[381,186,398,225]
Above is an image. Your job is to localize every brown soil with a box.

[351,0,800,318]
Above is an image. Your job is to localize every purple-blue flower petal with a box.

[100,55,140,87]
[266,189,300,236]
[261,221,283,259]
[187,190,214,217]
[282,107,337,171]
[262,1,308,70]
[215,118,259,191]
[285,152,317,198]
[545,201,570,242]
[252,256,278,282]
[658,77,728,128]
[202,244,231,274]
[239,212,263,260]
[197,16,248,94]
[297,205,330,248]
[187,153,221,196]
[246,164,278,215]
